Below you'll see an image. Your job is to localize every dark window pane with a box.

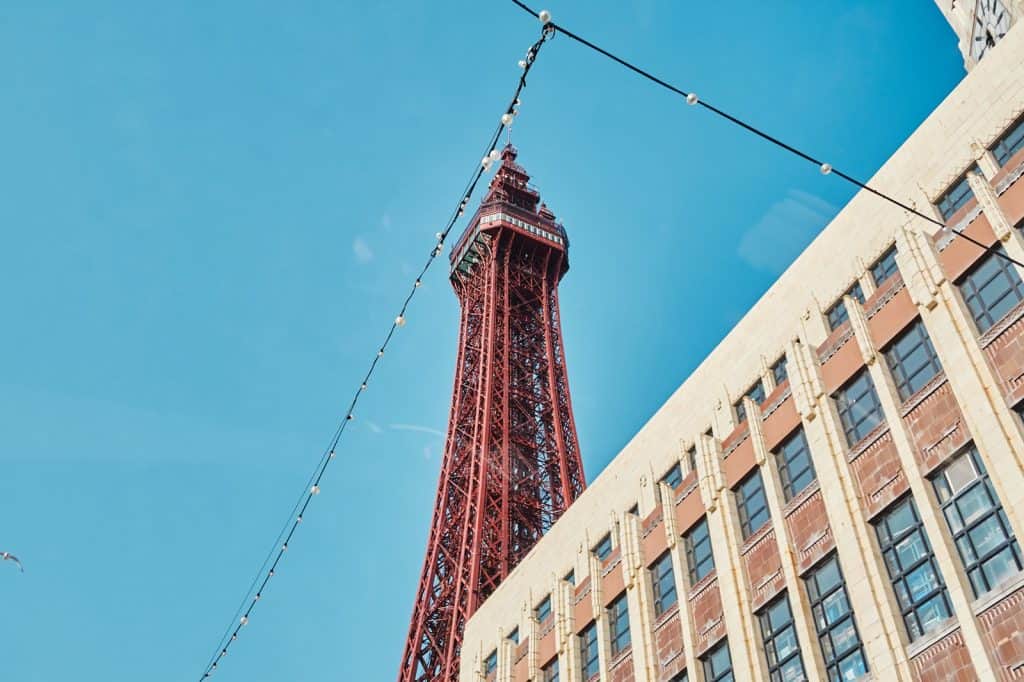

[736,470,771,539]
[871,246,899,287]
[931,447,1023,597]
[702,640,734,682]
[834,371,885,446]
[758,595,806,682]
[772,356,789,386]
[936,172,976,220]
[579,622,599,679]
[804,554,868,681]
[775,428,816,501]
[957,245,1024,332]
[684,518,715,584]
[593,534,613,561]
[484,650,497,674]
[661,462,684,490]
[884,320,943,401]
[651,551,678,616]
[542,658,560,682]
[608,593,631,656]
[992,115,1024,167]
[536,595,551,622]
[874,496,952,640]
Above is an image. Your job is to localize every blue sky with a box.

[0,2,964,679]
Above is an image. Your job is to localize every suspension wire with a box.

[195,25,556,681]
[510,0,1024,269]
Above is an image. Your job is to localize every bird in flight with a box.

[1,552,23,573]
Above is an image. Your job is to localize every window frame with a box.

[593,533,613,562]
[651,551,679,617]
[607,592,631,657]
[661,462,684,490]
[874,496,952,640]
[771,356,788,386]
[932,447,1023,597]
[775,428,816,502]
[870,245,900,287]
[826,282,865,331]
[701,639,734,682]
[936,172,976,221]
[535,595,552,623]
[884,319,943,402]
[991,114,1024,167]
[956,244,1024,333]
[735,470,771,540]
[834,370,885,447]
[484,649,498,675]
[757,594,806,682]
[686,445,698,475]
[541,658,559,682]
[805,554,869,682]
[735,380,767,423]
[579,621,599,680]
[507,627,519,645]
[684,517,715,585]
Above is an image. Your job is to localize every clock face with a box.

[971,0,1012,60]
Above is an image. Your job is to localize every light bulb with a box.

[311,485,320,495]
[820,163,832,175]
[686,92,699,106]
[347,413,354,420]
[395,315,406,327]
[377,348,385,357]
[482,156,491,168]
[435,231,443,240]
[282,543,288,551]
[501,113,514,126]
[296,515,303,523]
[414,280,421,288]
[240,616,249,626]
[254,593,261,601]
[518,59,527,69]
[539,9,551,23]
[489,149,500,162]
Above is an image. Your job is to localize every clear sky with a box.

[0,2,965,680]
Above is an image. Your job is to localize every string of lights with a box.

[510,1,1024,270]
[195,24,557,680]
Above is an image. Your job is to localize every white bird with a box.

[1,551,23,573]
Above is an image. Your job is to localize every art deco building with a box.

[460,2,1024,681]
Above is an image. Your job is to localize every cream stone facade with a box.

[460,12,1024,682]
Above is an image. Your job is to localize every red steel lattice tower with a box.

[398,146,586,682]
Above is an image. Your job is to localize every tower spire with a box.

[398,148,585,682]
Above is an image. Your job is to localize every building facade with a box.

[460,4,1024,682]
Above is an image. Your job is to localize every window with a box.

[686,445,698,474]
[669,672,688,682]
[936,172,975,221]
[684,518,715,584]
[507,627,519,644]
[874,496,952,640]
[957,245,1024,333]
[758,595,806,682]
[805,554,868,682]
[593,533,613,561]
[608,593,631,657]
[579,622,599,680]
[871,246,899,287]
[775,428,816,502]
[542,658,559,682]
[932,447,1023,597]
[834,371,885,447]
[701,640,734,682]
[1016,402,1024,426]
[735,380,767,423]
[736,470,771,539]
[884,320,943,401]
[651,551,678,616]
[661,462,684,490]
[826,282,865,331]
[628,502,639,516]
[535,595,552,623]
[771,355,789,386]
[992,115,1024,167]
[484,649,497,675]
[564,570,575,586]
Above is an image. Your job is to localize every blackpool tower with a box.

[398,146,586,682]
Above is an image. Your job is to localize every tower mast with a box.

[398,146,586,681]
